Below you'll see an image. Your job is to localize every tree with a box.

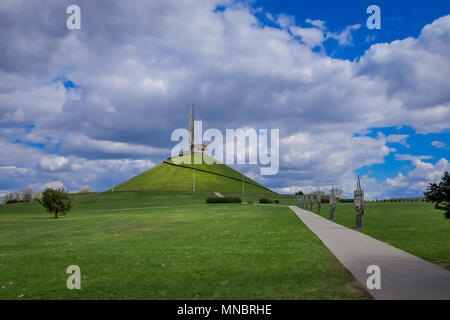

[3,192,20,204]
[295,190,304,195]
[424,172,450,219]
[39,188,73,219]
[22,188,33,202]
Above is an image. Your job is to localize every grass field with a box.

[0,192,370,300]
[314,201,450,269]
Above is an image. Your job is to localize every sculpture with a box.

[317,191,321,214]
[329,185,336,220]
[353,176,365,228]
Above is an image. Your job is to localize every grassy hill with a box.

[112,152,274,194]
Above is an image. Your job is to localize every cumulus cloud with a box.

[305,18,326,30]
[431,141,446,148]
[0,139,156,193]
[384,158,449,195]
[290,26,325,48]
[38,156,70,172]
[0,1,448,196]
[59,133,169,159]
[43,181,65,190]
[395,154,434,161]
[326,24,361,46]
[379,133,410,148]
[275,14,296,29]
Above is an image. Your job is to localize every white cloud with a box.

[305,18,326,30]
[43,181,65,190]
[327,24,361,46]
[431,141,446,148]
[0,139,156,193]
[267,131,394,198]
[290,26,325,48]
[276,14,296,28]
[59,134,169,159]
[380,133,410,147]
[383,158,449,195]
[38,156,70,172]
[0,1,448,197]
[395,154,434,162]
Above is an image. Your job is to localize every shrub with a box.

[259,198,273,204]
[206,197,242,204]
[338,198,354,203]
[224,197,242,203]
[6,199,19,204]
[207,197,221,203]
[274,200,279,204]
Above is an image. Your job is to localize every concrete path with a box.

[214,192,224,198]
[289,206,450,300]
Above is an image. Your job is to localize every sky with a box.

[0,0,449,199]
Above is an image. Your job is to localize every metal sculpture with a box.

[329,185,336,220]
[353,176,365,228]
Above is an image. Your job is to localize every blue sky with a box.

[258,0,450,60]
[0,0,449,199]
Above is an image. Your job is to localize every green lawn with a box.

[0,192,369,300]
[314,201,450,269]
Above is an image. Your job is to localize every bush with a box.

[6,199,19,204]
[206,197,221,203]
[338,198,354,203]
[259,198,273,204]
[274,200,279,204]
[206,197,242,204]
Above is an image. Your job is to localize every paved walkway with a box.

[214,192,224,198]
[289,206,450,300]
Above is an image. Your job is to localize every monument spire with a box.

[188,104,207,153]
[190,104,194,152]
